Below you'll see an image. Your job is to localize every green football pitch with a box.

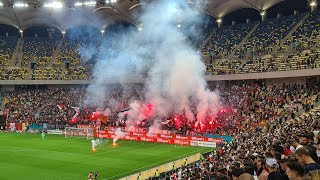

[0,133,211,180]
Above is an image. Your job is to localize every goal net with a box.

[64,127,94,140]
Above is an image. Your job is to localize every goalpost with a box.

[64,127,94,140]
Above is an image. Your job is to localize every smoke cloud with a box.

[113,128,125,145]
[83,0,221,131]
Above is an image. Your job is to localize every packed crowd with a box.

[210,83,319,135]
[0,67,90,80]
[204,10,320,75]
[4,84,144,126]
[0,36,18,66]
[154,86,320,180]
[0,11,318,79]
[202,22,257,59]
[243,13,305,52]
[54,40,86,67]
[3,82,320,179]
[22,37,59,67]
[285,10,320,52]
[206,49,320,75]
[4,83,320,134]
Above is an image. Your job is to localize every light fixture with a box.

[177,24,181,28]
[44,1,63,9]
[310,1,317,7]
[83,1,96,6]
[14,2,29,7]
[0,2,3,6]
[19,30,23,33]
[217,18,222,23]
[75,2,83,6]
[260,11,266,16]
[106,0,117,3]
[101,29,105,33]
[138,23,143,31]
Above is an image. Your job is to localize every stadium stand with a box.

[4,83,319,134]
[243,13,305,53]
[285,10,320,51]
[0,68,30,80]
[202,22,257,59]
[238,50,320,73]
[22,37,59,67]
[203,10,320,75]
[0,10,317,78]
[55,40,84,67]
[0,0,320,179]
[156,105,320,179]
[3,83,320,179]
[31,67,90,80]
[0,36,17,66]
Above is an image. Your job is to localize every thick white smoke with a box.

[113,128,125,145]
[85,0,221,130]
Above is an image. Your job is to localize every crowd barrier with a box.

[4,124,225,147]
[101,126,172,135]
[96,130,222,146]
[27,124,42,130]
[119,153,202,180]
[6,123,27,131]
[203,134,233,142]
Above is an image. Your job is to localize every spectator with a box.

[295,148,320,175]
[257,159,269,180]
[239,173,255,180]
[265,158,284,180]
[285,162,304,180]
[232,168,244,180]
[289,139,304,153]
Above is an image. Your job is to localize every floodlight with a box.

[75,2,83,6]
[310,1,317,7]
[14,2,29,7]
[84,1,96,6]
[106,0,117,3]
[44,1,63,9]
[260,11,266,16]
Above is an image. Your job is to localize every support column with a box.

[62,30,65,39]
[310,1,317,12]
[217,18,222,28]
[260,11,267,22]
[19,30,23,38]
[101,29,105,37]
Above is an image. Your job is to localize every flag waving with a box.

[71,106,80,120]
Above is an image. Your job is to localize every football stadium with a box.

[0,0,320,179]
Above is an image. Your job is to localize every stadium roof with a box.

[204,0,284,18]
[0,0,307,31]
